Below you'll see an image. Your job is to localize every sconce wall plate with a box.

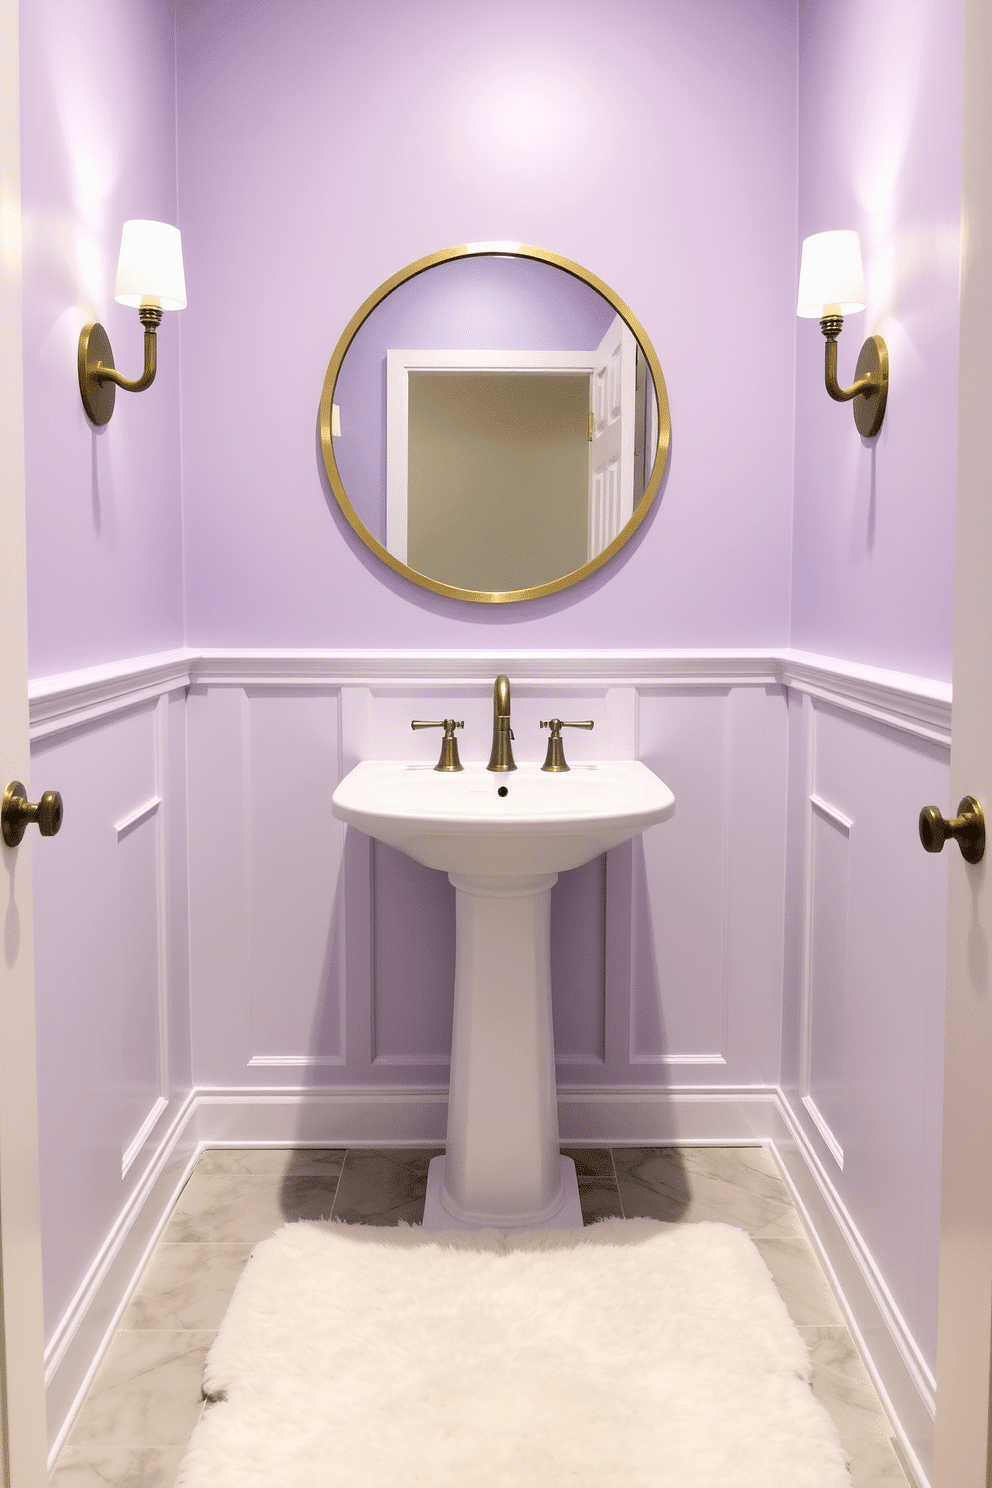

[852,334,888,438]
[78,322,117,425]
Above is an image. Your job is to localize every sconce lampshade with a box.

[797,230,866,318]
[114,220,187,311]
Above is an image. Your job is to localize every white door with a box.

[0,0,54,1481]
[587,315,636,560]
[931,2,992,1483]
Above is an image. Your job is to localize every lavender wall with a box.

[19,0,184,678]
[176,0,797,649]
[791,0,963,680]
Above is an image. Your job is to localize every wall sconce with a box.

[78,220,187,426]
[797,229,888,437]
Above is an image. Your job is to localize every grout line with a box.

[327,1147,349,1223]
[607,1145,625,1218]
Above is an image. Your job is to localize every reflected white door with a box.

[588,315,636,560]
[0,0,52,1481]
[932,3,992,1483]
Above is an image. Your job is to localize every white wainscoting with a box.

[183,655,794,1091]
[780,681,951,1485]
[29,674,193,1453]
[29,648,950,1481]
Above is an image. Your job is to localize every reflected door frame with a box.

[386,348,599,564]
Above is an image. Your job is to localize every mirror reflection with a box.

[320,247,670,601]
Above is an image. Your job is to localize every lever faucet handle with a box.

[411,718,464,773]
[538,718,594,773]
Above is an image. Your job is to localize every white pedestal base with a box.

[424,868,584,1232]
[423,1155,583,1231]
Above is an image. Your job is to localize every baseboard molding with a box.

[771,1094,935,1488]
[45,1090,202,1464]
[45,1083,934,1484]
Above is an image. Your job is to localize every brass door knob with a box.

[919,795,985,864]
[1,781,64,848]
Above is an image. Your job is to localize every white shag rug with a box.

[179,1218,852,1488]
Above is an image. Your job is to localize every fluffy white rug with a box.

[179,1218,851,1487]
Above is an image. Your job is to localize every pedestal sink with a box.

[331,758,675,1230]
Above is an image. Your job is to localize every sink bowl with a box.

[331,759,675,878]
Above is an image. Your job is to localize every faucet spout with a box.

[487,673,516,772]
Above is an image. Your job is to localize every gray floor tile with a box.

[800,1324,910,1479]
[753,1233,846,1326]
[576,1177,624,1224]
[561,1147,623,1225]
[613,1144,802,1237]
[562,1146,616,1180]
[192,1147,345,1179]
[846,1437,913,1488]
[67,1332,213,1447]
[331,1147,442,1225]
[49,1446,187,1488]
[52,1143,910,1488]
[161,1168,339,1243]
[121,1244,252,1331]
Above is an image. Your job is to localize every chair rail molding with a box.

[29,647,951,745]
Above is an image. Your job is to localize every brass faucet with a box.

[486,674,516,772]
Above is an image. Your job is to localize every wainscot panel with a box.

[781,690,950,1484]
[181,661,791,1091]
[29,684,192,1454]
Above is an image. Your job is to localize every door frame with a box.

[0,0,54,1480]
[932,0,992,1482]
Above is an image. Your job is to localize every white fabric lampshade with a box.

[796,230,866,318]
[114,220,187,311]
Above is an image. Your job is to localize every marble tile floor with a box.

[50,1144,915,1488]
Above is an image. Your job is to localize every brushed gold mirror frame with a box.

[318,242,672,604]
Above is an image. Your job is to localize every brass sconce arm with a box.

[818,314,888,436]
[78,306,163,425]
[98,306,162,392]
[821,316,873,401]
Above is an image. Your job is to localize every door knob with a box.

[1,781,64,848]
[919,795,985,864]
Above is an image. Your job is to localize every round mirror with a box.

[319,243,671,603]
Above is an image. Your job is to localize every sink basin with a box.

[331,759,675,878]
[331,755,675,1231]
